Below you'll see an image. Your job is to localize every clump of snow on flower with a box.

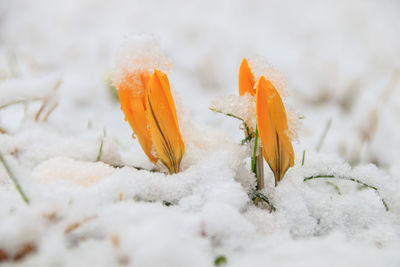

[249,56,300,141]
[111,34,172,93]
[248,55,287,98]
[210,58,300,141]
[210,93,256,130]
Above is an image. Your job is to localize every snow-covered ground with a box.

[0,0,400,266]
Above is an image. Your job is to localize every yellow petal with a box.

[256,76,294,185]
[146,70,185,174]
[116,72,157,163]
[239,58,256,96]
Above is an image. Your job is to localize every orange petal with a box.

[116,72,157,163]
[239,58,257,137]
[256,76,294,185]
[239,58,256,96]
[146,70,185,174]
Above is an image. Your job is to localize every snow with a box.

[0,75,60,108]
[248,56,287,98]
[111,34,172,92]
[33,157,115,186]
[1,0,400,266]
[210,94,256,130]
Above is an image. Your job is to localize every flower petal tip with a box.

[239,58,256,96]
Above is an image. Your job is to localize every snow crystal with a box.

[210,93,256,130]
[111,34,172,93]
[248,55,287,98]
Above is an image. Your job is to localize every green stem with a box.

[96,139,103,162]
[304,174,388,211]
[301,150,306,166]
[0,152,29,204]
[96,128,107,162]
[241,124,254,144]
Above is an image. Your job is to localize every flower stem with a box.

[251,127,259,177]
[0,152,29,204]
[304,174,389,211]
[256,145,264,190]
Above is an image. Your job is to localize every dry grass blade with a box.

[64,215,98,234]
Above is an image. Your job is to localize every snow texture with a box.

[111,34,171,93]
[1,0,400,267]
[0,75,60,108]
[248,56,287,98]
[210,94,256,130]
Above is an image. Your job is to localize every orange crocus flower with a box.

[239,57,294,185]
[256,76,294,185]
[115,69,185,174]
